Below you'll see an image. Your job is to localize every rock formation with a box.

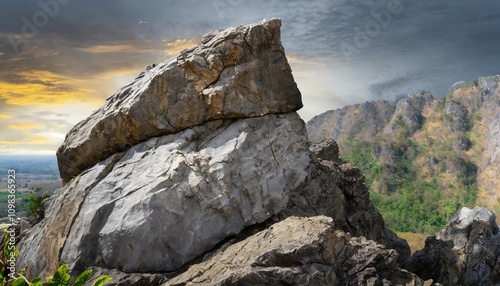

[19,18,311,278]
[280,139,411,265]
[56,18,302,184]
[407,206,500,285]
[17,19,419,286]
[19,113,310,276]
[165,216,424,286]
[384,90,435,135]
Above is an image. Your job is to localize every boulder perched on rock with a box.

[407,206,500,285]
[17,19,308,278]
[165,216,424,286]
[56,18,302,183]
[16,19,415,286]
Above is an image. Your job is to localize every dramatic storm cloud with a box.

[1,0,500,154]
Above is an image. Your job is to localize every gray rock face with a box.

[476,75,500,96]
[445,100,469,132]
[164,216,424,286]
[16,153,123,278]
[280,139,411,265]
[306,100,396,153]
[473,75,500,207]
[480,77,500,150]
[385,90,435,135]
[17,113,309,275]
[56,18,302,183]
[407,206,500,285]
[401,90,435,125]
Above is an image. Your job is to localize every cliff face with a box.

[16,19,413,285]
[307,100,396,145]
[308,78,500,232]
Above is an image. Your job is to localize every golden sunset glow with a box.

[0,70,99,106]
[0,64,129,154]
[26,136,52,144]
[0,141,22,146]
[8,122,40,129]
[287,55,305,63]
[76,44,139,54]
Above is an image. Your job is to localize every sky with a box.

[1,0,500,155]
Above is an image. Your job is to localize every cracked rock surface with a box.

[17,113,309,276]
[56,18,302,183]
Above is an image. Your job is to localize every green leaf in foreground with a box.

[92,276,112,286]
[47,263,70,286]
[31,277,44,286]
[11,277,30,286]
[73,268,92,286]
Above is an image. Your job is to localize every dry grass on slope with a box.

[396,232,428,254]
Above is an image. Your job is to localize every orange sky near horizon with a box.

[2,0,500,155]
[0,33,328,155]
[0,36,202,154]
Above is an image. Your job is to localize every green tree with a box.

[27,193,50,222]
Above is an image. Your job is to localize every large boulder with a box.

[17,113,309,276]
[164,216,425,286]
[407,206,500,285]
[56,18,302,183]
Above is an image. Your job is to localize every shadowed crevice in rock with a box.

[70,200,117,273]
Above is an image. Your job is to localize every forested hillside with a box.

[307,76,500,233]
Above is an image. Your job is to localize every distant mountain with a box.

[307,76,500,233]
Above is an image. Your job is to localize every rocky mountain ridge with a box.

[14,19,500,285]
[308,78,500,232]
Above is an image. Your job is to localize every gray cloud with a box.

[1,0,500,119]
